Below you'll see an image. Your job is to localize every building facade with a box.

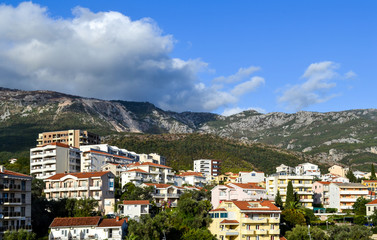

[177,172,207,187]
[266,174,314,209]
[237,171,265,184]
[362,180,377,193]
[143,183,183,208]
[30,143,81,179]
[328,165,349,178]
[193,159,221,177]
[0,166,32,238]
[313,181,331,207]
[276,164,294,175]
[366,199,377,216]
[117,200,150,220]
[295,163,321,177]
[209,200,281,240]
[138,153,166,166]
[44,171,115,214]
[36,130,100,148]
[328,183,369,212]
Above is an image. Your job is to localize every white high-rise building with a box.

[193,159,221,177]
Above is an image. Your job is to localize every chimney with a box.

[0,165,4,172]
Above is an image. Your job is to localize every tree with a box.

[121,183,155,201]
[285,181,294,208]
[181,228,216,240]
[281,208,306,233]
[328,225,372,240]
[370,164,376,180]
[4,229,36,240]
[73,198,99,217]
[286,225,328,240]
[346,169,357,183]
[275,190,283,209]
[353,197,369,215]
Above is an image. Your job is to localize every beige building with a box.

[101,163,127,178]
[328,165,349,178]
[266,174,314,209]
[143,183,184,208]
[36,130,100,148]
[0,166,32,238]
[209,200,281,240]
[30,143,81,179]
[366,199,377,216]
[44,171,115,214]
[138,153,166,166]
[328,182,369,212]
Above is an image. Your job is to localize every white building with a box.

[49,216,126,240]
[328,182,369,212]
[193,159,221,177]
[138,153,166,166]
[101,163,128,178]
[295,163,321,177]
[353,170,368,179]
[143,183,184,208]
[177,172,207,187]
[30,143,81,179]
[276,164,295,174]
[366,199,377,216]
[237,171,265,183]
[118,200,150,220]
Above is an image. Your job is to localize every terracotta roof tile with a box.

[98,219,125,227]
[143,183,173,188]
[46,171,112,180]
[230,200,280,211]
[363,180,377,182]
[50,217,101,228]
[210,208,227,212]
[126,168,148,173]
[229,183,265,189]
[0,169,31,178]
[42,142,73,148]
[179,172,204,177]
[122,200,150,205]
[220,219,239,224]
[367,199,377,205]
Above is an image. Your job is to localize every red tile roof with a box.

[363,180,377,182]
[316,181,332,185]
[143,183,173,188]
[229,183,264,189]
[50,217,101,227]
[98,218,125,227]
[126,168,148,173]
[179,172,204,177]
[209,208,227,212]
[42,142,73,148]
[0,169,31,178]
[367,199,377,205]
[128,162,171,168]
[122,200,150,205]
[46,171,112,180]
[230,200,280,211]
[220,219,239,224]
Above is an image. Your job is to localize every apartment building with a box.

[44,171,115,214]
[212,172,238,185]
[237,171,265,184]
[117,200,150,219]
[0,166,32,238]
[209,200,281,240]
[138,153,166,166]
[30,143,81,179]
[295,163,321,177]
[101,163,127,178]
[49,216,126,240]
[321,173,349,183]
[194,159,221,177]
[177,172,207,187]
[313,181,332,207]
[266,174,314,209]
[328,165,349,178]
[211,183,269,209]
[362,180,377,193]
[276,164,294,175]
[143,183,183,208]
[36,130,100,148]
[328,182,369,212]
[121,162,175,187]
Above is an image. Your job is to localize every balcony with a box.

[241,229,255,235]
[340,190,368,195]
[2,211,22,218]
[268,217,280,224]
[299,199,313,203]
[269,229,280,235]
[297,191,313,195]
[0,198,21,204]
[152,193,166,198]
[255,229,268,235]
[220,229,239,236]
[340,198,358,203]
[242,218,268,224]
[0,184,21,191]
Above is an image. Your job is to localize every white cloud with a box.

[0,2,250,112]
[222,106,266,116]
[213,66,260,83]
[231,76,265,96]
[278,61,344,110]
[345,71,357,79]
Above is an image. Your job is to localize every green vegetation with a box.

[108,133,302,174]
[3,229,37,240]
[286,225,328,240]
[327,225,372,240]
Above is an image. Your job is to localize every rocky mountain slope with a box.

[1,87,376,170]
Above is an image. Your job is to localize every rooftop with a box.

[46,171,112,180]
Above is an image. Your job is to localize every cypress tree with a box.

[275,190,283,209]
[285,180,294,208]
[371,164,376,180]
[346,169,357,183]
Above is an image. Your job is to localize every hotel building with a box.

[36,130,100,148]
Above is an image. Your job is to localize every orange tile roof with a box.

[220,219,239,224]
[98,218,125,227]
[122,200,150,205]
[367,199,377,205]
[143,183,173,188]
[46,171,111,180]
[50,217,101,227]
[126,168,148,173]
[229,183,264,189]
[128,162,171,168]
[317,181,332,185]
[363,180,377,182]
[42,142,71,148]
[179,172,204,177]
[230,200,280,211]
[209,208,227,212]
[0,169,31,178]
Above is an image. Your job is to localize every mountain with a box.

[1,87,376,171]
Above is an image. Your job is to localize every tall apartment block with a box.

[194,159,221,177]
[0,166,32,238]
[30,143,81,179]
[36,130,100,148]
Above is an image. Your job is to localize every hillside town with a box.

[1,129,376,239]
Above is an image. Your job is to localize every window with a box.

[21,181,26,191]
[215,213,219,218]
[220,212,228,218]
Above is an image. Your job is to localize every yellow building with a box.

[213,172,239,185]
[209,200,281,240]
[362,180,377,193]
[266,175,314,209]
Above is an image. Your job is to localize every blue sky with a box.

[0,1,376,115]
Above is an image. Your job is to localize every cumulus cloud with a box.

[0,2,261,112]
[222,106,266,116]
[278,61,345,111]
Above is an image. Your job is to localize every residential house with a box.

[44,171,115,214]
[209,200,281,240]
[178,172,207,187]
[0,166,32,236]
[366,199,377,216]
[361,180,377,193]
[328,165,349,178]
[138,153,166,166]
[295,163,321,178]
[313,181,332,207]
[276,164,294,175]
[36,130,100,148]
[237,171,265,184]
[117,200,150,220]
[328,183,369,212]
[194,159,221,177]
[321,173,349,183]
[101,163,128,178]
[353,171,368,179]
[143,183,183,208]
[49,216,126,240]
[266,174,314,209]
[30,143,81,179]
[211,183,269,209]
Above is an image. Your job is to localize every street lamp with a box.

[308,225,312,240]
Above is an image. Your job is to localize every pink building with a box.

[313,181,332,207]
[211,183,269,209]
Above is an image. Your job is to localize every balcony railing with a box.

[1,211,22,217]
[0,198,21,204]
[0,225,32,232]
[0,184,21,190]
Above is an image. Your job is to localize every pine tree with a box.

[346,169,357,183]
[371,164,376,180]
[285,181,294,208]
[275,190,283,209]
